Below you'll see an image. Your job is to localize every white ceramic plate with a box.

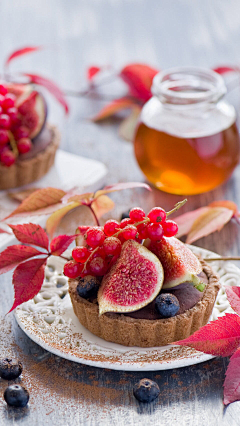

[15,246,239,371]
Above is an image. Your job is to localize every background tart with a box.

[0,125,60,190]
[68,259,220,348]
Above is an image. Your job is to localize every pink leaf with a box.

[175,207,210,238]
[92,97,137,121]
[94,182,151,198]
[50,234,77,256]
[213,66,238,75]
[174,313,240,357]
[23,73,69,114]
[9,257,48,312]
[225,287,240,316]
[0,245,45,275]
[5,46,42,66]
[120,63,159,102]
[8,223,49,251]
[87,66,101,80]
[224,347,240,405]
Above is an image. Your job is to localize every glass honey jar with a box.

[134,67,240,195]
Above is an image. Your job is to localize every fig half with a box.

[98,240,164,315]
[16,87,47,139]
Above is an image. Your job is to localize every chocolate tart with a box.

[0,125,60,190]
[68,259,220,348]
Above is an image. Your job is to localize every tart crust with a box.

[68,259,221,348]
[0,125,60,190]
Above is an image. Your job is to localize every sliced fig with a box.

[98,240,164,315]
[16,89,47,139]
[144,237,203,289]
[7,83,29,99]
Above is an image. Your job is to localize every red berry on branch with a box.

[147,223,164,241]
[0,149,16,167]
[0,85,8,96]
[89,257,107,276]
[91,245,106,259]
[86,227,105,248]
[14,126,29,140]
[129,207,146,222]
[162,220,178,237]
[63,260,83,278]
[121,225,138,240]
[120,218,132,228]
[103,237,122,256]
[72,246,90,263]
[103,220,120,236]
[136,223,148,239]
[17,138,32,154]
[147,207,166,224]
[7,107,18,123]
[0,114,11,129]
[2,94,16,110]
[0,129,9,145]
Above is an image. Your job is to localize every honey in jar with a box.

[134,67,240,195]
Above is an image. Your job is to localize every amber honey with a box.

[134,122,240,195]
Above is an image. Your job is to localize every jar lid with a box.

[151,67,226,106]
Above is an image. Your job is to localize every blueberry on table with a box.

[133,378,160,403]
[155,293,180,318]
[4,385,29,408]
[0,358,22,380]
[76,275,100,299]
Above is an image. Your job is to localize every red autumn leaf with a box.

[9,257,48,313]
[87,66,101,80]
[174,313,240,357]
[5,46,42,66]
[213,66,238,75]
[94,182,151,198]
[50,234,77,256]
[92,97,137,121]
[5,187,66,219]
[23,73,69,114]
[224,347,240,405]
[0,245,45,275]
[8,223,49,251]
[225,286,240,316]
[120,63,159,102]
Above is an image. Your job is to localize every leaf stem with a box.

[89,205,100,226]
[166,199,187,217]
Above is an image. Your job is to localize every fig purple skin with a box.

[32,93,48,141]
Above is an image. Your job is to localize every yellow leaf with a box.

[46,202,80,239]
[92,195,115,218]
[186,207,233,244]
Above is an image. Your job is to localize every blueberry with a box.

[76,275,100,299]
[133,378,160,403]
[120,210,130,220]
[155,293,180,318]
[4,385,29,407]
[0,358,22,380]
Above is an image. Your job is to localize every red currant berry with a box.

[86,227,105,248]
[14,126,29,140]
[91,246,106,259]
[63,260,83,278]
[121,225,138,240]
[0,95,4,106]
[17,138,32,154]
[0,149,16,167]
[147,207,166,224]
[103,220,120,236]
[0,114,11,129]
[0,85,8,96]
[103,237,122,256]
[120,218,132,228]
[6,107,18,122]
[136,223,149,239]
[147,223,164,241]
[89,257,107,276]
[72,246,90,263]
[0,129,9,145]
[129,207,145,222]
[162,220,178,237]
[2,94,16,110]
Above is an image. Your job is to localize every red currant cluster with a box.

[63,206,178,279]
[0,84,32,167]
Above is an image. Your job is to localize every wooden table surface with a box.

[1,0,240,424]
